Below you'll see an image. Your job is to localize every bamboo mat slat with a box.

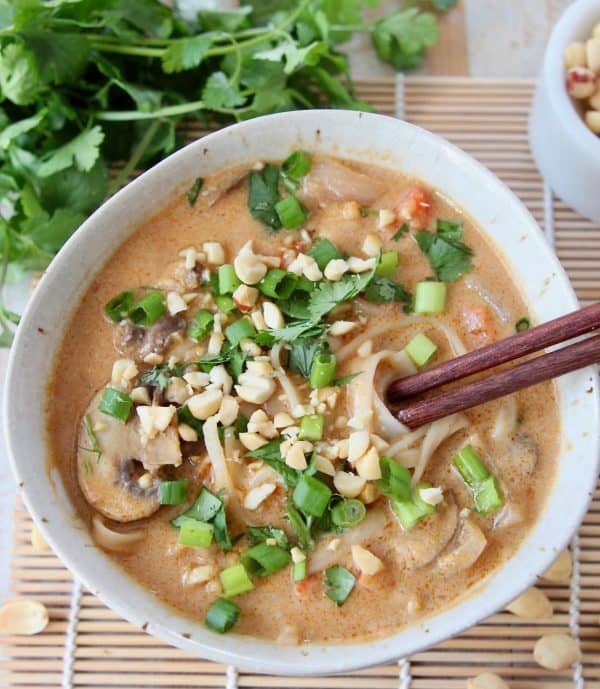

[2,76,599,688]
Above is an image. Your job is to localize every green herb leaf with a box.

[289,337,322,379]
[140,363,184,391]
[162,34,214,73]
[415,219,474,282]
[363,276,411,306]
[372,8,439,71]
[324,565,356,606]
[392,224,409,241]
[38,127,105,177]
[245,439,300,488]
[186,177,204,206]
[248,526,290,549]
[202,71,245,110]
[332,372,360,387]
[247,164,282,230]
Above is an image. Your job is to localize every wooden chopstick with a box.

[387,302,600,404]
[393,333,600,429]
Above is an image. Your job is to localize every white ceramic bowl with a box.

[5,110,599,675]
[529,0,600,222]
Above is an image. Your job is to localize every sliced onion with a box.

[92,515,144,552]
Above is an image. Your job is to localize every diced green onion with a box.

[258,269,298,300]
[391,483,437,531]
[378,456,411,501]
[309,351,336,389]
[241,543,291,576]
[213,505,233,551]
[159,480,189,505]
[376,250,399,278]
[515,317,531,332]
[324,565,356,606]
[453,445,504,515]
[219,563,254,597]
[282,150,312,179]
[218,264,241,295]
[413,281,447,314]
[225,318,256,347]
[178,517,214,548]
[188,309,214,341]
[404,332,438,368]
[177,405,204,434]
[98,387,133,422]
[105,290,134,322]
[293,475,332,518]
[204,597,240,633]
[453,445,490,485]
[171,486,222,527]
[129,291,166,326]
[275,195,307,230]
[308,239,342,271]
[215,295,237,315]
[473,475,504,514]
[186,177,204,207]
[293,559,307,582]
[298,413,324,441]
[330,499,366,528]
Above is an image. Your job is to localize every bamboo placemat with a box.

[2,76,600,689]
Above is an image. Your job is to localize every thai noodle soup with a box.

[48,153,559,643]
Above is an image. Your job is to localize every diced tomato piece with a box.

[294,573,321,598]
[396,185,432,229]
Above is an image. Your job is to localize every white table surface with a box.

[0,0,572,603]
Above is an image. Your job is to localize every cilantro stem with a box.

[92,0,309,62]
[108,119,162,195]
[96,100,206,121]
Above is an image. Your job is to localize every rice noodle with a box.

[270,343,302,413]
[202,415,235,495]
[386,427,428,456]
[346,350,414,437]
[308,507,387,574]
[337,315,468,363]
[490,395,518,444]
[411,414,469,486]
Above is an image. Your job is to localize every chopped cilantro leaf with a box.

[324,565,356,606]
[140,363,185,390]
[289,337,322,379]
[332,372,361,387]
[186,177,204,206]
[415,219,474,283]
[363,276,411,306]
[248,526,290,549]
[392,224,409,241]
[247,164,282,230]
[245,439,300,488]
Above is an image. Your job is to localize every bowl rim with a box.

[4,109,599,675]
[544,0,600,152]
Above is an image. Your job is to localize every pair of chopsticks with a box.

[386,302,600,429]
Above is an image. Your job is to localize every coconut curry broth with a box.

[48,154,559,643]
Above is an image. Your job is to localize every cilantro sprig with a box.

[0,0,455,345]
[415,219,474,282]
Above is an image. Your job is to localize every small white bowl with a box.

[529,0,600,222]
[5,110,599,675]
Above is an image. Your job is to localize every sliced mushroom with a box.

[436,517,487,575]
[392,497,459,571]
[77,390,182,522]
[114,314,186,361]
[92,514,145,552]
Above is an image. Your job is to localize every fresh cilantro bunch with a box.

[0,0,456,345]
